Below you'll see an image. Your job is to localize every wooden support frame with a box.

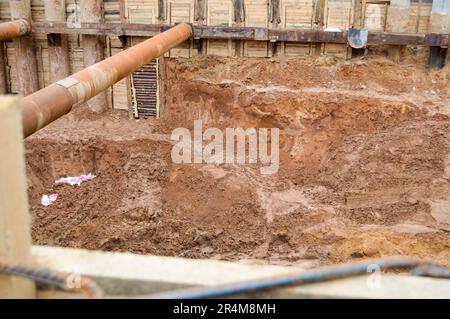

[0,96,35,298]
[28,21,449,47]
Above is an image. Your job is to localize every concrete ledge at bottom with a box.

[31,246,450,299]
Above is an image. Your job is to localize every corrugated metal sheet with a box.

[131,59,159,117]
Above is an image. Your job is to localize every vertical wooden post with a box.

[119,0,134,119]
[0,43,8,94]
[9,0,39,95]
[414,0,422,34]
[0,96,36,298]
[269,0,280,57]
[80,0,108,112]
[44,0,71,83]
[315,0,326,56]
[195,0,207,55]
[233,0,244,57]
[157,0,166,118]
[353,0,362,28]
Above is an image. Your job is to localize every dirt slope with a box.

[25,55,450,267]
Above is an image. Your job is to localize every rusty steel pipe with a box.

[0,19,31,42]
[20,22,192,138]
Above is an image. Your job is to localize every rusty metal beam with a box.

[0,19,30,42]
[20,23,192,138]
[29,21,450,47]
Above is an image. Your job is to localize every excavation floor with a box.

[25,55,450,268]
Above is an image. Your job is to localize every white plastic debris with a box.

[41,194,59,206]
[324,27,342,32]
[55,173,96,186]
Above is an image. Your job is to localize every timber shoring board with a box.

[29,21,450,46]
[32,245,450,299]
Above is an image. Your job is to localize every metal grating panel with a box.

[131,59,159,118]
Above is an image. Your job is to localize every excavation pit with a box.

[25,56,450,267]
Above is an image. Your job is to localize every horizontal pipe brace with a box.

[28,22,450,47]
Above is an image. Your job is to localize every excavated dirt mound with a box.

[25,55,450,267]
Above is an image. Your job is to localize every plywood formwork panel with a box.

[408,1,432,33]
[244,0,269,57]
[104,0,120,23]
[280,0,314,56]
[206,0,234,56]
[363,2,388,31]
[127,0,158,23]
[168,0,194,58]
[325,0,353,29]
[324,0,353,58]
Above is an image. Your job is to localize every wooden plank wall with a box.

[324,0,353,58]
[244,0,269,57]
[409,0,432,34]
[0,0,439,110]
[359,0,432,32]
[117,0,159,110]
[206,0,233,56]
[0,0,121,94]
[280,0,314,56]
[167,0,195,57]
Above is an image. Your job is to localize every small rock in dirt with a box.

[351,251,364,259]
[362,246,379,257]
[201,246,214,254]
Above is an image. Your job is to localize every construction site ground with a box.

[25,53,450,269]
